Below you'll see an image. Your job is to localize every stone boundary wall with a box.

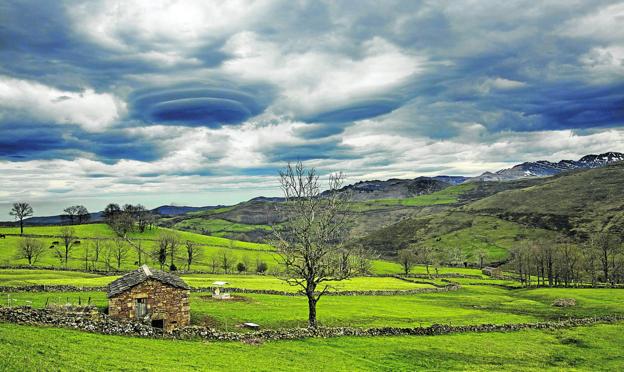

[1,306,622,342]
[0,284,461,296]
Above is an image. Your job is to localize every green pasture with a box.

[0,270,436,292]
[5,284,624,330]
[1,318,624,371]
[0,223,273,251]
[173,218,271,238]
[0,233,279,273]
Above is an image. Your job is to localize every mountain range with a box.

[3,151,621,228]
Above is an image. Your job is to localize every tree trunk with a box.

[307,295,317,328]
[19,219,23,235]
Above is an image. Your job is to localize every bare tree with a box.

[591,233,619,285]
[153,231,179,270]
[220,249,234,273]
[210,255,219,273]
[10,202,33,235]
[90,239,102,271]
[475,248,488,269]
[185,240,201,271]
[398,248,417,275]
[62,205,90,225]
[112,238,129,270]
[414,245,435,276]
[55,227,76,267]
[272,162,356,328]
[132,205,150,233]
[17,237,45,265]
[82,241,91,270]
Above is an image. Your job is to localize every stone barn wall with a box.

[108,279,190,332]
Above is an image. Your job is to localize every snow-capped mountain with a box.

[470,152,624,182]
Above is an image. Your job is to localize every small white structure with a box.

[212,281,231,299]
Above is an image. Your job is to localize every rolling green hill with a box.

[357,162,624,262]
[465,162,624,238]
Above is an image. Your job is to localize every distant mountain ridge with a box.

[469,152,623,182]
[326,176,469,201]
[2,205,218,226]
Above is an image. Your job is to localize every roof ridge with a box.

[141,265,152,277]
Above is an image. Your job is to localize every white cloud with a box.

[67,0,278,56]
[580,45,624,79]
[0,76,125,132]
[221,33,423,117]
[560,3,624,42]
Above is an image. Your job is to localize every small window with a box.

[151,319,164,329]
[135,298,147,318]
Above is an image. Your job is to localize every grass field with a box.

[173,218,271,238]
[5,279,624,330]
[0,270,437,292]
[0,224,273,251]
[1,322,623,371]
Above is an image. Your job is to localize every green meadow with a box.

[1,318,623,371]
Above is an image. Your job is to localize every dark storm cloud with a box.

[0,0,623,171]
[302,98,404,124]
[0,122,161,163]
[129,83,274,127]
[266,140,356,163]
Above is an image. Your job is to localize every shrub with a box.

[256,261,268,274]
[236,262,246,273]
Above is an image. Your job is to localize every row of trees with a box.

[102,203,157,236]
[397,245,489,275]
[6,202,156,236]
[510,233,623,287]
[15,229,272,274]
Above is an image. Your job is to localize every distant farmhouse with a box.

[107,265,190,331]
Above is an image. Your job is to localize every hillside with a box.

[358,162,624,261]
[465,161,624,238]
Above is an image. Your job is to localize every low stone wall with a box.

[0,284,461,296]
[0,285,108,293]
[1,306,623,342]
[193,284,460,296]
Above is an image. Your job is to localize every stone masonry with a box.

[109,279,190,332]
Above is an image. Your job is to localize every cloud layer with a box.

[0,0,623,214]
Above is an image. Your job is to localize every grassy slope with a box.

[173,218,271,238]
[0,224,273,251]
[466,162,624,236]
[360,211,561,261]
[1,322,623,371]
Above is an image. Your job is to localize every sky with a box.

[1,0,623,216]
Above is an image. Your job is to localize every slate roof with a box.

[107,265,190,298]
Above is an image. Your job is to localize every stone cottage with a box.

[107,265,190,331]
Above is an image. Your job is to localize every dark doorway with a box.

[151,319,164,329]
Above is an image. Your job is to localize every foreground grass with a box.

[0,322,623,371]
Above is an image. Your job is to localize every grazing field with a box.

[0,224,282,273]
[0,224,273,251]
[1,322,623,371]
[0,270,437,292]
[5,276,624,330]
[172,218,271,238]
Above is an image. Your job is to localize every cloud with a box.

[222,33,423,122]
[129,83,272,127]
[0,76,125,132]
[0,0,623,213]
